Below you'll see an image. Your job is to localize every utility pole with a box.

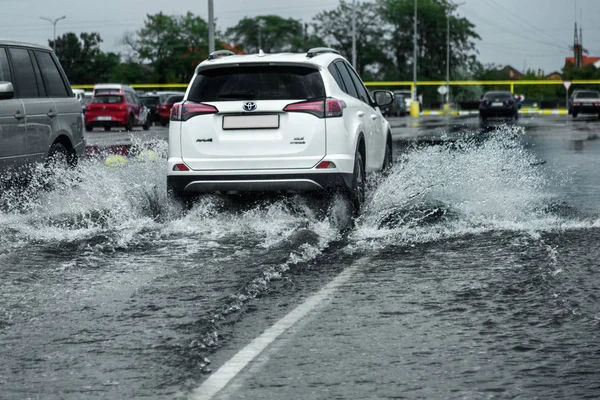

[446,2,464,104]
[40,15,66,53]
[352,0,357,69]
[413,0,417,102]
[208,0,215,53]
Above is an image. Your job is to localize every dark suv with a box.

[0,40,84,172]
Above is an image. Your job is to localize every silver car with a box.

[0,40,85,172]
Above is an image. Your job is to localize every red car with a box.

[85,92,150,131]
[157,94,184,126]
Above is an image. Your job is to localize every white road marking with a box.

[188,259,366,400]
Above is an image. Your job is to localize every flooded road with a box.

[1,117,599,399]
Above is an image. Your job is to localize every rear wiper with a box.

[219,92,256,100]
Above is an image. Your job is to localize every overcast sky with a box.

[2,0,599,75]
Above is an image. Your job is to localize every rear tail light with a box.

[316,161,336,169]
[119,105,127,111]
[574,102,582,106]
[283,98,345,118]
[481,100,487,105]
[171,103,219,121]
[173,163,190,171]
[507,100,514,105]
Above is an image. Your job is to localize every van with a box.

[93,83,136,96]
[0,40,85,172]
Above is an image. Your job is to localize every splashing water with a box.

[351,125,596,250]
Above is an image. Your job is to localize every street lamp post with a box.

[40,15,66,53]
[413,0,417,103]
[208,0,215,53]
[352,0,357,69]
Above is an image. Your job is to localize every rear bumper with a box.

[572,106,600,114]
[167,172,353,194]
[480,108,516,117]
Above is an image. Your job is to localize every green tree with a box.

[377,0,480,81]
[124,12,210,83]
[225,16,306,53]
[312,1,390,79]
[51,32,119,84]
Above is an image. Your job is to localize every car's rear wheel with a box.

[143,116,151,131]
[104,126,111,131]
[348,149,366,215]
[126,115,134,131]
[85,125,92,132]
[382,136,393,174]
[46,142,75,169]
[573,111,578,118]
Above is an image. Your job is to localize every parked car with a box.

[141,92,183,124]
[568,90,600,118]
[92,83,136,96]
[0,40,84,172]
[158,94,184,126]
[386,92,408,117]
[84,92,150,131]
[80,95,92,115]
[479,91,519,121]
[167,48,394,212]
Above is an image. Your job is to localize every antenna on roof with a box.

[258,49,265,57]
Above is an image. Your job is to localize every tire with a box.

[143,116,151,131]
[104,126,111,132]
[573,112,578,118]
[514,112,519,121]
[160,119,168,127]
[382,136,393,174]
[479,113,487,121]
[85,125,93,132]
[348,149,366,214]
[126,115,134,131]
[46,142,74,169]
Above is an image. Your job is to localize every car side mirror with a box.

[373,90,394,107]
[0,81,14,100]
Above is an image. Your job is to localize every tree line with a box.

[50,0,598,103]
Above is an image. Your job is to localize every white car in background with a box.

[167,48,394,212]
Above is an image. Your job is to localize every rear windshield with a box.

[92,95,124,104]
[140,96,159,105]
[188,65,325,102]
[95,88,122,94]
[575,91,600,99]
[485,92,513,100]
[166,95,184,104]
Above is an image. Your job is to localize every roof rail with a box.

[306,47,340,58]
[207,50,235,60]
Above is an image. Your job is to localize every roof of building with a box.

[564,56,600,67]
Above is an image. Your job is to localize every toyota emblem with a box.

[242,101,257,112]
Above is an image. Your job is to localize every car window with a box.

[188,65,325,102]
[0,47,11,83]
[166,95,184,104]
[334,61,359,99]
[34,51,69,97]
[344,63,371,104]
[328,62,347,92]
[30,50,46,97]
[92,95,123,104]
[485,92,513,100]
[8,47,38,98]
[141,97,159,106]
[575,91,600,99]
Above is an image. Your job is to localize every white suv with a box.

[167,48,394,210]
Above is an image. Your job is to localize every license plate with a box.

[491,102,503,107]
[97,116,112,121]
[584,103,592,106]
[222,115,279,130]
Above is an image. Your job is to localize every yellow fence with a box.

[71,80,600,93]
